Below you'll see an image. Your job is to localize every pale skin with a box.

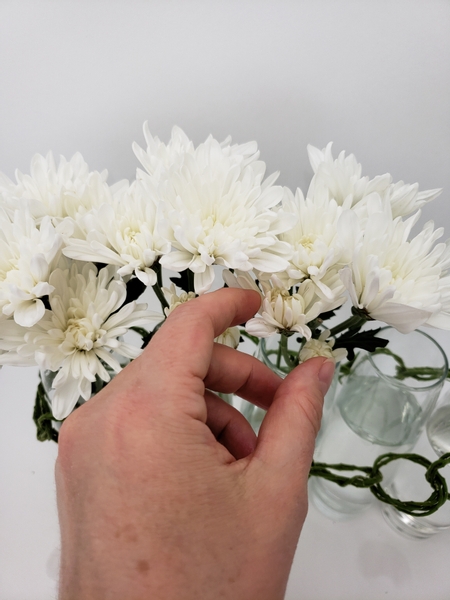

[56,288,335,600]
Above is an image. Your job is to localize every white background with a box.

[1,1,450,598]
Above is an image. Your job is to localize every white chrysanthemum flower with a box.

[0,263,162,419]
[0,151,125,224]
[0,208,62,327]
[429,265,450,330]
[230,274,323,340]
[223,266,345,329]
[63,180,171,286]
[340,208,450,333]
[133,123,259,184]
[247,279,322,340]
[299,329,347,363]
[276,187,355,303]
[134,126,293,294]
[214,327,241,349]
[307,142,391,209]
[0,319,37,365]
[163,283,197,317]
[384,181,442,219]
[222,269,262,294]
[133,124,194,182]
[307,142,441,218]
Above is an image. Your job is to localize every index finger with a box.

[142,287,261,381]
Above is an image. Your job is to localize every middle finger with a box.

[204,343,282,409]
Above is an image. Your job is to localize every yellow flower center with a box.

[123,226,139,245]
[299,234,316,252]
[271,287,290,300]
[65,318,103,351]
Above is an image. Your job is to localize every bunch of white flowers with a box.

[0,123,448,426]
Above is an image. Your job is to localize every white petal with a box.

[30,254,49,282]
[339,267,360,308]
[425,311,450,330]
[160,251,194,272]
[51,377,82,419]
[14,300,46,327]
[370,303,431,334]
[307,143,328,173]
[135,268,157,287]
[250,253,289,273]
[63,241,126,266]
[32,281,54,297]
[0,352,37,366]
[245,318,275,337]
[194,266,215,294]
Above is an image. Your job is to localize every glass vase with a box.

[381,389,450,539]
[241,334,340,434]
[309,327,448,521]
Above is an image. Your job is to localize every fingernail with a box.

[318,359,335,396]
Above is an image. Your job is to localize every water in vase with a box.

[339,375,421,447]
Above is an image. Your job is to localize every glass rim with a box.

[259,328,448,391]
[366,326,449,391]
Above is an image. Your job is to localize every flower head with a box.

[307,142,441,218]
[0,262,162,419]
[214,327,240,349]
[239,275,324,340]
[133,123,258,184]
[0,207,62,326]
[249,280,319,339]
[299,329,347,363]
[0,152,122,223]
[223,269,344,339]
[63,179,171,286]
[163,283,197,317]
[385,181,442,219]
[135,127,293,294]
[277,186,354,304]
[307,142,391,209]
[340,208,450,333]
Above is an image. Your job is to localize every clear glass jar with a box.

[241,334,340,434]
[381,389,450,539]
[309,327,448,521]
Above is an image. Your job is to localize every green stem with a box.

[152,281,169,312]
[239,329,259,345]
[157,262,164,288]
[372,347,447,382]
[187,270,195,293]
[329,314,367,337]
[280,334,296,370]
[276,339,282,369]
[130,326,149,339]
[150,262,169,312]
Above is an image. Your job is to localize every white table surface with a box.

[1,329,450,600]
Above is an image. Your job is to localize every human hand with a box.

[56,288,335,600]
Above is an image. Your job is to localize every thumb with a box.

[252,357,335,483]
